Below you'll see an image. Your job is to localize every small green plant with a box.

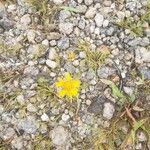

[31,133,52,150]
[0,42,22,56]
[100,79,136,106]
[77,40,110,70]
[116,0,150,37]
[91,105,150,150]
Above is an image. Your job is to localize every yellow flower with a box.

[55,72,80,99]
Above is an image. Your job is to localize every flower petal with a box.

[58,90,66,98]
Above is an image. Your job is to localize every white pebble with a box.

[41,113,49,122]
[46,60,57,69]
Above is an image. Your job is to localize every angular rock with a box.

[59,23,73,35]
[0,127,16,141]
[50,126,69,146]
[103,102,115,120]
[135,47,150,63]
[85,7,96,18]
[87,95,106,115]
[97,66,116,78]
[47,32,61,40]
[46,60,57,69]
[58,37,70,49]
[95,13,104,27]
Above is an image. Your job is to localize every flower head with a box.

[55,72,80,99]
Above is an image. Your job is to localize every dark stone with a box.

[0,18,14,30]
[87,95,106,115]
[138,66,150,79]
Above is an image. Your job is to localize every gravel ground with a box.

[0,0,150,149]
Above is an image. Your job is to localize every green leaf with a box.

[100,79,125,99]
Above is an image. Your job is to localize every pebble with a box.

[27,30,36,43]
[46,60,58,69]
[61,114,70,122]
[103,103,115,120]
[59,23,73,35]
[103,19,109,27]
[58,37,70,49]
[20,14,31,25]
[27,103,37,113]
[84,0,93,6]
[50,126,69,146]
[48,48,57,60]
[85,7,96,18]
[47,32,61,40]
[95,13,104,27]
[41,113,49,122]
[53,0,65,5]
[0,127,16,141]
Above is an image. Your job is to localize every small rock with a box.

[79,51,86,58]
[103,103,115,120]
[140,37,150,46]
[59,10,71,21]
[138,65,150,79]
[46,60,57,69]
[135,47,150,63]
[0,18,14,30]
[97,66,116,78]
[128,38,141,47]
[48,48,57,60]
[0,127,16,141]
[137,131,147,142]
[11,137,23,150]
[42,39,49,46]
[84,0,93,6]
[53,0,65,5]
[16,94,25,105]
[95,13,104,27]
[59,23,73,35]
[18,118,38,134]
[73,60,79,66]
[41,113,49,122]
[50,126,69,146]
[20,14,31,25]
[103,19,109,27]
[58,37,70,49]
[47,32,61,40]
[88,96,106,115]
[85,7,96,19]
[27,103,37,112]
[27,30,36,43]
[76,5,87,14]
[0,105,4,114]
[61,114,70,122]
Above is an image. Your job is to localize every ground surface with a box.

[0,0,150,150]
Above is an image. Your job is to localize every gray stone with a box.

[50,126,69,146]
[97,66,116,78]
[24,66,39,76]
[128,37,141,46]
[140,37,150,46]
[64,62,76,73]
[47,32,61,40]
[76,5,87,14]
[138,66,150,79]
[78,18,86,29]
[48,48,57,60]
[85,7,96,18]
[103,19,109,27]
[46,60,58,69]
[27,103,37,112]
[135,47,150,63]
[59,10,71,21]
[11,137,24,149]
[17,118,38,134]
[106,27,115,36]
[0,18,14,30]
[95,13,104,27]
[87,95,106,115]
[84,0,93,6]
[0,105,4,115]
[59,23,73,35]
[58,37,70,49]
[0,127,16,141]
[103,102,115,120]
[53,0,64,5]
[41,113,49,122]
[20,14,31,25]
